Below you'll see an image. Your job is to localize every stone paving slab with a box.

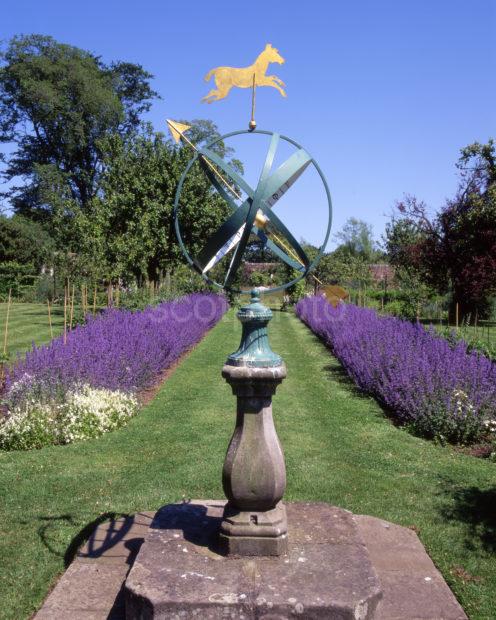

[125,501,383,619]
[355,515,467,620]
[34,504,467,620]
[34,512,154,620]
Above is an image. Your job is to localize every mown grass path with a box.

[0,309,495,619]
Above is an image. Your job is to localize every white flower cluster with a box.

[483,419,496,434]
[0,384,138,451]
[452,389,475,416]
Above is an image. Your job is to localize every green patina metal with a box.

[226,289,282,368]
[173,129,333,295]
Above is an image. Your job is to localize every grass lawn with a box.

[0,309,495,619]
[444,323,496,346]
[0,302,66,360]
[420,317,496,347]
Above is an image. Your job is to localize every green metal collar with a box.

[226,289,282,368]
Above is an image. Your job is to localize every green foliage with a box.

[299,243,334,290]
[0,34,158,219]
[286,270,306,305]
[249,270,271,288]
[0,215,54,299]
[31,275,54,303]
[327,247,373,290]
[0,215,53,268]
[75,123,233,285]
[385,139,496,319]
[334,217,380,262]
[438,326,496,363]
[0,261,37,298]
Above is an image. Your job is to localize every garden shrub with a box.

[0,384,138,450]
[1,293,227,449]
[296,296,496,444]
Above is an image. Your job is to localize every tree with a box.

[298,242,335,292]
[0,214,53,269]
[0,214,54,297]
[334,217,377,261]
[385,139,496,319]
[0,34,158,219]
[75,122,235,285]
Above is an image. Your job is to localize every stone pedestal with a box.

[124,501,383,619]
[220,290,288,556]
[220,364,287,556]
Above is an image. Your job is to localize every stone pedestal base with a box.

[124,500,382,619]
[220,502,288,556]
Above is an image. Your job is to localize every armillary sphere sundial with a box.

[124,45,463,620]
[172,127,332,295]
[125,44,381,620]
[167,47,332,554]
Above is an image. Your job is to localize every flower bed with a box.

[1,293,227,450]
[296,296,496,444]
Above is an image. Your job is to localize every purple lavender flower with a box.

[296,296,496,443]
[6,293,227,399]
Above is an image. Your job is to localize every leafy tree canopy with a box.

[75,121,236,284]
[385,139,496,317]
[0,214,53,269]
[334,217,378,261]
[0,34,158,218]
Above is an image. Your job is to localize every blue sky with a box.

[1,0,495,249]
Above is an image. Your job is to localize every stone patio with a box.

[34,503,467,620]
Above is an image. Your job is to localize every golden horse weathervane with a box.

[202,43,286,130]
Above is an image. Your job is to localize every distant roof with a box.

[243,262,279,274]
[369,264,395,282]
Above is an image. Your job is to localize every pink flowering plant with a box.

[296,296,496,445]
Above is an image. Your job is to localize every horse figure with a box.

[202,43,286,103]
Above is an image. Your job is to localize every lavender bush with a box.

[1,293,227,449]
[7,293,227,398]
[296,296,496,444]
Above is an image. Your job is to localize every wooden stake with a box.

[69,284,75,329]
[93,287,97,314]
[63,286,67,345]
[115,285,120,307]
[2,288,12,357]
[47,299,53,339]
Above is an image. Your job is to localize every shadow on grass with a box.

[438,482,496,553]
[322,363,370,400]
[38,512,133,567]
[37,503,226,570]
